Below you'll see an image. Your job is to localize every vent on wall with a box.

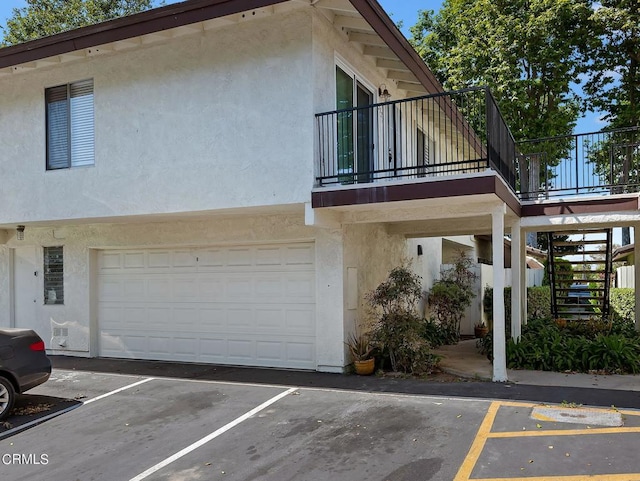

[53,327,68,337]
[51,327,69,348]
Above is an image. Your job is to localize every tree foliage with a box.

[584,0,639,129]
[1,0,157,46]
[427,251,477,340]
[366,265,437,374]
[409,0,596,143]
[583,2,639,225]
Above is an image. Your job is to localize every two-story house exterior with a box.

[2,0,638,381]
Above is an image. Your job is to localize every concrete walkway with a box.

[434,339,640,392]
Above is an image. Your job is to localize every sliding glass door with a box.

[336,66,373,183]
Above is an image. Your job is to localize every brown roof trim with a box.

[521,196,640,217]
[348,0,444,94]
[612,243,634,262]
[0,0,289,69]
[0,0,447,100]
[311,175,522,214]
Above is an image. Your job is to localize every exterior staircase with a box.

[547,229,613,320]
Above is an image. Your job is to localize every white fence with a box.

[617,266,635,288]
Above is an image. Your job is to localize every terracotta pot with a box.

[354,358,375,375]
[474,326,489,339]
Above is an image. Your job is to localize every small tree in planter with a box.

[427,251,477,343]
[366,265,438,374]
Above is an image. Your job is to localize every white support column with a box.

[635,226,640,331]
[492,204,508,382]
[519,227,528,327]
[510,220,522,341]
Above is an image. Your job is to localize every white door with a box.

[13,246,38,329]
[97,243,316,369]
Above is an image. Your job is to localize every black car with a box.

[0,329,52,419]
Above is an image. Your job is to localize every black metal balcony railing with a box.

[315,87,517,191]
[518,126,640,199]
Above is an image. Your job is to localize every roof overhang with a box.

[0,0,442,96]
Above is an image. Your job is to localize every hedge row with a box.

[483,286,636,325]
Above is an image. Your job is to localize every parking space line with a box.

[454,400,640,481]
[83,377,154,405]
[128,387,298,481]
[453,401,501,481]
[0,404,81,441]
[487,426,640,438]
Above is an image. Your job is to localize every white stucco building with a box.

[2,0,638,381]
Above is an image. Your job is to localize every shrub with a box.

[483,286,551,326]
[367,265,438,374]
[427,251,477,340]
[501,317,640,374]
[423,317,458,347]
[610,288,635,324]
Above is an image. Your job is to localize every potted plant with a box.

[474,321,489,339]
[346,332,375,375]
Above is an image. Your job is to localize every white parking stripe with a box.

[83,378,154,405]
[129,387,297,481]
[0,404,81,441]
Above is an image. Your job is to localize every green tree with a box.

[1,0,158,46]
[585,0,639,129]
[409,0,596,143]
[583,1,639,244]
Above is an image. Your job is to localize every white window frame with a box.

[334,56,379,179]
[45,79,95,170]
[44,246,64,305]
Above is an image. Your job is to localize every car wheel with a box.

[0,376,16,420]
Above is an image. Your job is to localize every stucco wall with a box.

[0,8,314,225]
[342,224,409,336]
[0,213,348,371]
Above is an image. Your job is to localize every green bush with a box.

[428,252,477,340]
[483,286,551,326]
[423,317,458,347]
[610,288,635,324]
[367,265,438,375]
[502,317,640,374]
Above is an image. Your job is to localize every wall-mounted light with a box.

[16,225,25,241]
[378,84,391,102]
[417,244,423,256]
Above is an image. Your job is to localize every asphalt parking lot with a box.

[1,368,640,480]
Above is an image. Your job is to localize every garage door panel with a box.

[99,278,122,298]
[287,341,315,363]
[123,252,146,269]
[227,248,253,266]
[174,278,199,298]
[148,279,172,298]
[285,244,314,265]
[147,251,172,268]
[98,243,316,369]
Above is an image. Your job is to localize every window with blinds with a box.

[44,246,64,305]
[46,79,94,170]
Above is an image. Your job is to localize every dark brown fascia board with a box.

[0,0,446,100]
[0,0,290,69]
[347,0,444,95]
[311,175,522,216]
[521,196,640,217]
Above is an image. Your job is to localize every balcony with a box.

[518,126,640,200]
[315,86,517,191]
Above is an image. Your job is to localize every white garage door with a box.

[97,243,316,369]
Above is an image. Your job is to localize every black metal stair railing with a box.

[547,229,613,321]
